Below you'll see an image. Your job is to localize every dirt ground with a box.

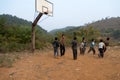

[0,47,120,80]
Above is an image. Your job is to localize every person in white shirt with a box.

[98,39,105,58]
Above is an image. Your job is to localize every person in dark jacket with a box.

[104,37,110,52]
[71,37,78,60]
[52,37,59,58]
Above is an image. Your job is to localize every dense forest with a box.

[0,14,120,53]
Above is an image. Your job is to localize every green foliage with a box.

[1,14,119,53]
[111,30,120,40]
[0,14,32,26]
[52,26,100,46]
[65,26,100,43]
[0,14,50,53]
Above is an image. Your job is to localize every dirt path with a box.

[0,47,120,80]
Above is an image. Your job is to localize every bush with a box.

[0,54,14,68]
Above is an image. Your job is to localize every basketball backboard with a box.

[36,0,53,16]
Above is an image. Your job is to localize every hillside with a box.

[50,17,120,33]
[0,14,51,52]
[88,17,120,30]
[50,17,120,42]
[49,26,75,34]
[0,14,46,32]
[86,17,120,41]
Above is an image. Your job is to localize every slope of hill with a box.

[50,17,120,42]
[0,14,47,32]
[87,17,120,30]
[0,14,31,26]
[49,26,76,34]
[0,14,50,52]
[50,17,120,35]
[86,17,120,41]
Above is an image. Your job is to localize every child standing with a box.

[52,37,59,58]
[80,37,86,55]
[71,37,78,60]
[80,41,84,55]
[104,37,110,52]
[88,39,96,55]
[60,34,65,56]
[98,39,105,58]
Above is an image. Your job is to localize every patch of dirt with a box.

[0,47,120,80]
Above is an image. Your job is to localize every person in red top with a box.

[60,34,65,56]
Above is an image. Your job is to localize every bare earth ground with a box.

[0,47,120,80]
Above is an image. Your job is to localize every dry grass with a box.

[0,46,120,80]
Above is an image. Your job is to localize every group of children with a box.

[52,34,65,58]
[80,37,110,57]
[52,34,110,60]
[79,37,110,59]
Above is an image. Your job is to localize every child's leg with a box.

[101,49,104,58]
[80,47,82,54]
[83,47,86,55]
[73,49,76,60]
[92,48,96,55]
[60,45,63,56]
[54,48,56,57]
[75,49,77,59]
[88,47,91,53]
[56,48,59,56]
[98,48,101,58]
[99,48,104,58]
[54,48,58,57]
[81,48,84,54]
[63,45,65,55]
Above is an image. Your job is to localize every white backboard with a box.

[36,0,53,16]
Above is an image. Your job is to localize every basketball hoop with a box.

[35,0,53,16]
[44,12,48,14]
[32,0,53,52]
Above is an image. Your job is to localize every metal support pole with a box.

[32,13,43,53]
